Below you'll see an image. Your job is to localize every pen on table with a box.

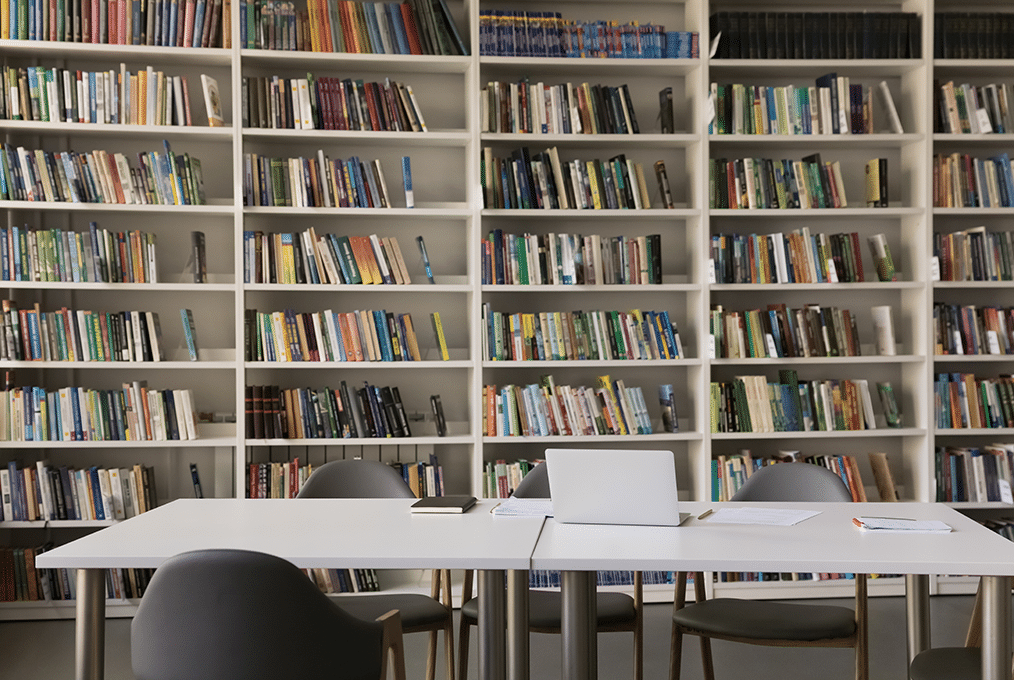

[489,502,502,514]
[698,509,714,520]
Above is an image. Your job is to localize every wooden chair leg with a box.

[634,626,643,680]
[855,574,868,680]
[444,616,456,680]
[669,627,684,680]
[426,631,438,680]
[378,610,407,680]
[457,619,471,680]
[699,636,715,680]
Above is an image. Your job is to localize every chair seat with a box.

[909,647,980,680]
[336,594,450,629]
[672,598,856,641]
[462,589,637,629]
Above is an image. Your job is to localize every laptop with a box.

[545,449,691,526]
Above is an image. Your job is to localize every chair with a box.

[670,462,869,680]
[296,459,455,680]
[131,548,407,680]
[457,463,643,680]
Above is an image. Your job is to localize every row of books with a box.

[936,445,1014,503]
[708,11,920,60]
[0,224,157,283]
[244,308,430,363]
[934,304,1014,357]
[0,546,156,601]
[481,80,640,136]
[709,154,854,210]
[242,230,416,285]
[242,152,395,208]
[935,373,1014,430]
[0,66,198,126]
[483,375,657,437]
[932,153,1014,209]
[242,75,427,132]
[528,570,675,588]
[245,459,311,498]
[983,518,1014,542]
[482,458,539,498]
[710,231,894,285]
[478,11,697,59]
[710,373,900,434]
[1,462,157,521]
[934,227,1014,282]
[936,82,1014,135]
[0,383,199,441]
[712,455,871,503]
[244,381,412,439]
[934,13,1014,59]
[0,303,167,362]
[307,566,381,593]
[392,455,444,498]
[0,142,207,205]
[710,78,903,136]
[711,304,863,360]
[482,232,663,287]
[481,306,683,363]
[0,0,226,45]
[715,571,862,584]
[481,147,657,210]
[240,0,464,55]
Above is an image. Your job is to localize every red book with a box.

[82,0,92,42]
[336,80,350,131]
[49,0,58,39]
[363,83,381,131]
[117,0,127,44]
[183,0,196,47]
[90,0,99,41]
[318,78,333,130]
[337,1,356,52]
[399,2,422,55]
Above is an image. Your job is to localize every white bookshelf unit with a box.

[3,0,1014,616]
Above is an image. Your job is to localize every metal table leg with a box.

[478,569,506,680]
[905,573,931,663]
[561,570,596,680]
[507,570,529,680]
[981,575,1012,680]
[75,568,106,680]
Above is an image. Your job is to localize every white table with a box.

[531,501,1014,680]
[35,498,546,680]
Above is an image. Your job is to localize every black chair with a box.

[131,548,406,680]
[457,463,643,680]
[670,462,869,680]
[297,459,455,680]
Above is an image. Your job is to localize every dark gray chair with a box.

[297,459,455,680]
[131,548,406,680]
[670,462,869,680]
[457,463,643,680]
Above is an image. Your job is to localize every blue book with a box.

[168,0,179,45]
[192,0,207,46]
[401,156,413,208]
[372,310,394,361]
[362,2,383,52]
[70,387,83,441]
[386,2,409,54]
[89,468,105,519]
[132,0,142,43]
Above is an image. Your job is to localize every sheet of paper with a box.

[854,517,952,533]
[491,498,553,517]
[706,507,820,526]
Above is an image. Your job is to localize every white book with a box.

[97,469,114,520]
[0,468,13,520]
[871,305,896,356]
[35,461,53,520]
[108,468,125,519]
[120,469,135,518]
[297,79,312,129]
[878,81,904,133]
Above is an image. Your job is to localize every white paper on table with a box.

[706,507,820,526]
[853,517,952,533]
[491,497,553,517]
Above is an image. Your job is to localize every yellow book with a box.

[271,311,290,361]
[521,313,535,360]
[1,0,9,39]
[594,374,628,435]
[586,160,602,209]
[430,312,450,361]
[138,70,147,125]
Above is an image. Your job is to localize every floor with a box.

[0,594,978,680]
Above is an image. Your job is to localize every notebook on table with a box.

[545,448,691,526]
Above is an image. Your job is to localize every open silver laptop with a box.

[545,448,691,526]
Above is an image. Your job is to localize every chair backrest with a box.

[731,462,853,502]
[132,549,384,680]
[512,462,551,498]
[297,459,415,499]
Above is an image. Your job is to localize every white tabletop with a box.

[36,498,547,571]
[532,501,1014,575]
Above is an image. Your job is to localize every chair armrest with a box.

[377,610,407,680]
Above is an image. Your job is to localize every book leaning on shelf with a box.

[935,373,1014,430]
[0,302,167,362]
[0,223,157,283]
[242,75,427,131]
[709,153,851,209]
[240,0,467,55]
[710,78,903,136]
[932,152,1014,208]
[0,384,199,441]
[934,303,1014,356]
[0,0,227,46]
[935,81,1014,134]
[711,229,867,284]
[935,444,1014,503]
[0,66,198,125]
[935,226,1014,282]
[481,306,683,362]
[481,80,641,135]
[244,308,423,362]
[243,230,411,285]
[711,304,863,359]
[0,462,158,521]
[710,371,881,434]
[478,11,697,59]
[482,147,652,210]
[245,381,413,439]
[0,142,207,205]
[483,232,662,286]
[243,152,391,208]
[483,374,654,437]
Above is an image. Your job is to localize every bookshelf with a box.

[3,0,1014,615]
